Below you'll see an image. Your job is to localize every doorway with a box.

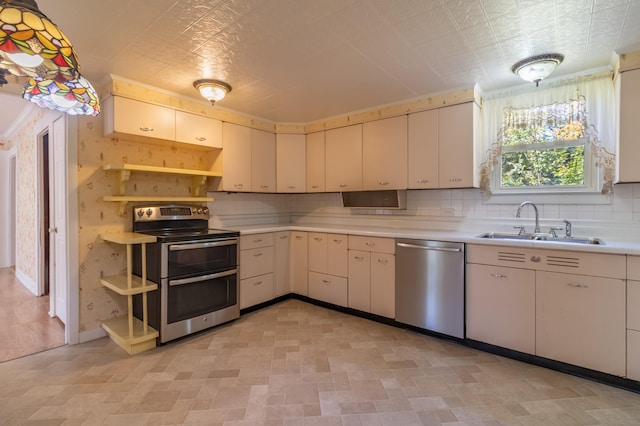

[42,132,50,296]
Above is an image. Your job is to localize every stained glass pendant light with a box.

[0,0,79,80]
[23,75,100,116]
[0,0,100,115]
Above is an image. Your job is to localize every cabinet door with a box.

[407,109,439,189]
[327,234,348,277]
[438,102,474,188]
[106,96,175,141]
[617,69,640,183]
[308,232,328,273]
[536,271,625,376]
[628,330,640,380]
[277,133,306,193]
[362,116,408,190]
[290,231,308,296]
[309,272,348,306]
[175,111,222,148]
[240,273,274,309]
[274,231,290,297]
[306,131,325,192]
[251,129,276,193]
[348,250,370,312]
[222,122,252,191]
[370,253,395,318]
[466,264,535,354]
[325,124,363,192]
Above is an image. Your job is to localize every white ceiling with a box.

[2,0,640,128]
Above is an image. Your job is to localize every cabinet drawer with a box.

[348,236,394,254]
[239,246,274,279]
[628,330,640,380]
[240,233,274,250]
[467,244,625,279]
[629,280,640,331]
[240,273,274,309]
[308,271,347,307]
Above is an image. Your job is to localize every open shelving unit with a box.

[100,232,159,355]
[102,163,220,214]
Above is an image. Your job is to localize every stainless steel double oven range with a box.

[131,205,239,344]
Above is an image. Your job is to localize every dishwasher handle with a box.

[396,242,462,253]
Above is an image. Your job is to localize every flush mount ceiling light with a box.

[511,53,564,87]
[193,79,231,105]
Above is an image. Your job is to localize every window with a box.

[496,99,590,191]
[479,73,616,201]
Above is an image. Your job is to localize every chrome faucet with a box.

[515,201,540,234]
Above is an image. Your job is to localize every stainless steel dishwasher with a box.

[395,239,465,338]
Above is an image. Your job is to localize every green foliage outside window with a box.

[500,120,585,188]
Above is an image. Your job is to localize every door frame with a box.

[9,147,16,267]
[35,112,79,345]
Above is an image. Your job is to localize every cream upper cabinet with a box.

[536,271,625,377]
[616,68,640,183]
[221,122,252,192]
[251,129,276,193]
[407,109,439,189]
[325,124,363,192]
[362,116,408,190]
[438,102,475,188]
[175,111,222,149]
[104,96,175,142]
[306,131,325,192]
[276,133,306,193]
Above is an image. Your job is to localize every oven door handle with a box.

[168,239,238,251]
[169,269,237,286]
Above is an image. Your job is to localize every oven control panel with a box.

[134,205,209,221]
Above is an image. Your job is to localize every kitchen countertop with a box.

[228,223,640,256]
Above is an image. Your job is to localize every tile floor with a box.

[0,267,65,363]
[1,299,640,425]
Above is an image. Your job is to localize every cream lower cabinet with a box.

[348,236,395,318]
[290,231,308,296]
[308,233,348,306]
[466,263,535,354]
[274,231,290,297]
[536,271,625,377]
[466,244,626,377]
[626,256,640,380]
[239,233,275,309]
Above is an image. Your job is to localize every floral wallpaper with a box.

[12,108,46,286]
[76,114,218,333]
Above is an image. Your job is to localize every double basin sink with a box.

[477,232,604,245]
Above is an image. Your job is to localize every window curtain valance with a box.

[479,71,615,195]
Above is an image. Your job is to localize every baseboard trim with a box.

[14,268,38,296]
[78,326,107,344]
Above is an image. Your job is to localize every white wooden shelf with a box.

[102,163,220,214]
[100,233,158,355]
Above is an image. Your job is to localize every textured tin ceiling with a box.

[2,0,639,131]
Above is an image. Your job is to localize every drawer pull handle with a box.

[491,273,508,279]
[260,185,269,189]
[379,181,389,186]
[314,237,323,241]
[339,184,348,188]
[333,239,343,243]
[279,235,288,239]
[253,252,263,257]
[322,279,331,285]
[139,126,154,132]
[366,242,376,247]
[377,259,388,264]
[567,283,589,289]
[312,185,320,189]
[296,236,303,240]
[287,185,296,189]
[354,256,364,261]
[195,136,206,142]
[530,256,541,262]
[253,281,263,286]
[234,183,244,189]
[253,239,262,243]
[417,179,429,183]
